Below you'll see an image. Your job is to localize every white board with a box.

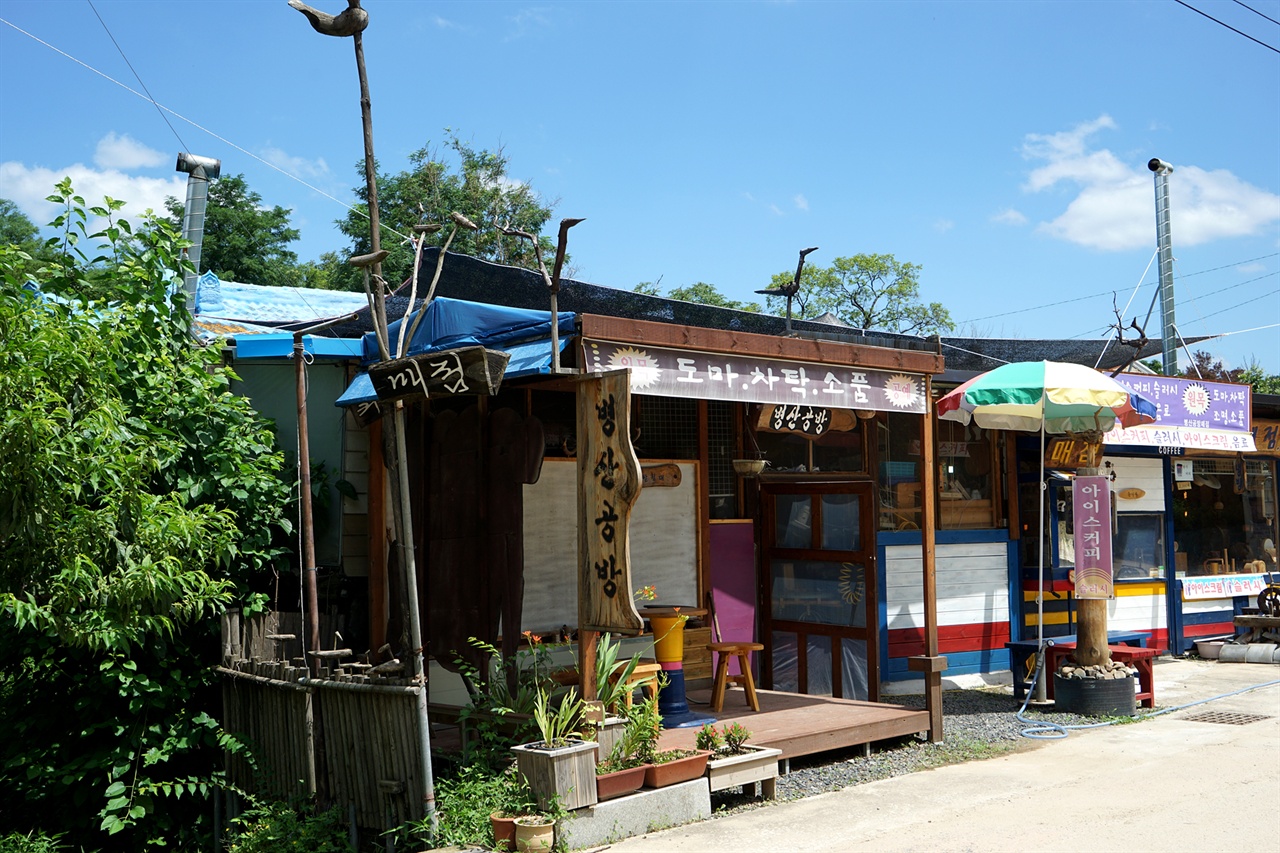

[521,459,699,633]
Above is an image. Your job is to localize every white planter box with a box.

[705,745,782,799]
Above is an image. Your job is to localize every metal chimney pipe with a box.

[1148,158,1177,375]
[175,152,222,312]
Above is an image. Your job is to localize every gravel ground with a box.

[706,686,1120,816]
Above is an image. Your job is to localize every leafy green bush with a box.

[0,182,290,848]
[225,800,351,853]
[0,831,68,853]
[392,763,536,850]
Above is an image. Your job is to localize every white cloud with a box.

[1019,116,1280,251]
[769,203,784,216]
[793,194,809,212]
[992,208,1027,226]
[0,161,186,228]
[94,133,167,170]
[261,146,330,181]
[1235,262,1266,275]
[505,7,551,41]
[934,218,955,233]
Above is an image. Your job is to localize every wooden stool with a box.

[610,659,661,708]
[707,642,763,712]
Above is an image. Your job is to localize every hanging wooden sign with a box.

[367,346,509,403]
[576,370,645,636]
[641,463,682,488]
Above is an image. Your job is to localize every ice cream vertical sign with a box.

[1072,475,1115,600]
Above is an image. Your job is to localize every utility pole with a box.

[1149,158,1177,376]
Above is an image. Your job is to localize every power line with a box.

[1188,286,1280,322]
[0,16,414,250]
[1233,0,1280,28]
[1172,0,1280,53]
[85,0,188,153]
[956,256,1279,325]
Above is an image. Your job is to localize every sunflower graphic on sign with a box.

[884,373,920,409]
[607,346,661,390]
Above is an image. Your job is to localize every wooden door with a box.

[760,482,878,701]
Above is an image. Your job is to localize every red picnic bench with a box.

[1044,642,1161,709]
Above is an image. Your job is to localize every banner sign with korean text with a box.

[1106,375,1255,452]
[582,339,927,414]
[1072,475,1114,600]
[576,369,645,636]
[1182,573,1270,601]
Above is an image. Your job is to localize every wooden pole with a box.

[295,332,321,674]
[1073,458,1111,667]
[288,1,435,834]
[913,375,947,743]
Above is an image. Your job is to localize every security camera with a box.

[1147,158,1173,174]
[175,152,222,178]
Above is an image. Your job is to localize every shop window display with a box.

[1172,458,1277,577]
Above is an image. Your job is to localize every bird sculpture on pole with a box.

[756,246,818,334]
[287,0,368,36]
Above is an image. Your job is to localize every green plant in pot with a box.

[637,682,711,788]
[588,632,650,760]
[699,722,783,798]
[511,686,599,811]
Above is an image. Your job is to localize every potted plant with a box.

[699,721,782,798]
[628,689,710,789]
[513,813,556,852]
[511,686,598,811]
[593,688,660,801]
[489,766,538,852]
[594,748,648,801]
[590,632,649,759]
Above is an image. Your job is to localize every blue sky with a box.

[2,0,1277,374]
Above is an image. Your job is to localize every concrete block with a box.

[559,778,711,849]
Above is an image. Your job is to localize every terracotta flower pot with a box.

[643,749,711,788]
[595,762,648,801]
[490,812,520,852]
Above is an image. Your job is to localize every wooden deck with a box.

[657,686,930,763]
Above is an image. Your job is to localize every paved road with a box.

[597,659,1280,853]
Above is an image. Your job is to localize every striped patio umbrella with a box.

[936,360,1156,434]
[936,361,1157,674]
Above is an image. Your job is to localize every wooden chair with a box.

[707,642,763,712]
[610,659,662,708]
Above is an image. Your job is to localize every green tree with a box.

[0,199,42,252]
[632,281,762,312]
[333,132,556,291]
[767,253,953,335]
[164,174,302,288]
[1238,361,1280,394]
[1,181,291,848]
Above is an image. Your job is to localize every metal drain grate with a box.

[1181,710,1272,726]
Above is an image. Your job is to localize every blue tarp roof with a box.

[335,297,576,407]
[196,272,368,326]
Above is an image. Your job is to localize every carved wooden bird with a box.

[287,0,369,37]
[755,246,819,298]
